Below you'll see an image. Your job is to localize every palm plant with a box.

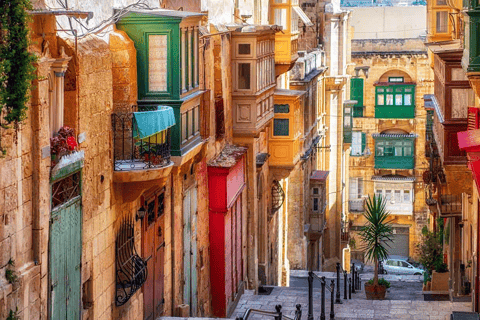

[360,195,393,286]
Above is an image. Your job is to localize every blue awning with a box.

[133,106,176,139]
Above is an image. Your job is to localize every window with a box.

[436,11,448,33]
[377,94,385,106]
[148,35,168,92]
[273,119,289,136]
[313,187,319,195]
[274,8,288,30]
[388,77,404,83]
[386,94,394,105]
[385,190,392,201]
[313,198,319,211]
[238,44,251,55]
[376,85,415,107]
[394,190,401,203]
[375,139,414,157]
[404,190,411,202]
[351,132,366,156]
[238,63,251,90]
[274,104,290,113]
[349,178,363,200]
[180,28,199,92]
[181,105,200,144]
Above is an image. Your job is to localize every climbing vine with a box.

[0,0,37,126]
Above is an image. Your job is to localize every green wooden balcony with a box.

[375,106,415,119]
[374,156,414,169]
[462,5,480,72]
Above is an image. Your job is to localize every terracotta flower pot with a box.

[364,283,387,300]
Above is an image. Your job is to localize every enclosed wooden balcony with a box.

[269,89,305,167]
[112,107,174,201]
[348,199,365,213]
[437,194,462,217]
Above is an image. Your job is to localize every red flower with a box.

[67,136,77,151]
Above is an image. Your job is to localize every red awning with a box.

[458,129,480,152]
[469,159,480,195]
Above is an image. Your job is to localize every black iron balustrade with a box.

[236,304,302,320]
[307,272,336,320]
[115,216,148,306]
[112,112,171,171]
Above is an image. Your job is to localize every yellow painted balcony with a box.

[270,2,312,75]
[269,89,305,167]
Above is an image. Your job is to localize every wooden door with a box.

[183,187,198,316]
[50,196,82,320]
[143,189,166,320]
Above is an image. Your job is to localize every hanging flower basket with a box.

[50,126,78,166]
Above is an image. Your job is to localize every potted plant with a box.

[359,195,393,300]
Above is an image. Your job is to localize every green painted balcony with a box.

[375,106,415,119]
[374,156,415,169]
[462,0,480,73]
[373,133,416,169]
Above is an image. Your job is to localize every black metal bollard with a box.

[320,276,326,320]
[335,263,342,304]
[295,304,302,320]
[330,279,335,319]
[351,263,356,293]
[274,305,282,320]
[348,277,352,299]
[307,272,314,320]
[343,270,348,300]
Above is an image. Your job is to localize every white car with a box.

[383,258,425,275]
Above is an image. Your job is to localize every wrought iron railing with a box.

[341,230,349,242]
[348,199,365,213]
[112,112,171,171]
[115,217,148,306]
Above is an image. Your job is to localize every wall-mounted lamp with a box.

[136,206,146,221]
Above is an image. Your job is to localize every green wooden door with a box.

[50,197,82,320]
[183,187,197,316]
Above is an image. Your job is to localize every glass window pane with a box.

[274,8,288,30]
[405,87,412,92]
[385,190,392,201]
[386,94,394,105]
[238,43,251,54]
[375,189,382,198]
[274,104,290,113]
[377,88,385,93]
[404,94,412,105]
[436,11,448,33]
[148,35,168,92]
[376,146,384,156]
[238,63,251,89]
[395,94,403,105]
[377,94,385,105]
[437,0,447,4]
[352,132,362,156]
[313,198,319,211]
[404,147,412,156]
[313,188,319,194]
[385,147,394,156]
[274,119,289,136]
[395,146,403,156]
[404,190,411,202]
[395,190,401,203]
[386,88,394,92]
[344,115,352,128]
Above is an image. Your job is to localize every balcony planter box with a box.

[364,283,387,300]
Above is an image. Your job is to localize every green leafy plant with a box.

[367,278,391,288]
[416,228,444,275]
[348,237,356,250]
[5,259,17,284]
[359,195,393,286]
[6,307,19,320]
[0,0,37,126]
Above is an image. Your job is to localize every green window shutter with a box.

[274,119,289,136]
[350,78,364,107]
[361,132,366,154]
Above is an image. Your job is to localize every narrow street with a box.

[230,271,472,320]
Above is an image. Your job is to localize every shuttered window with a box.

[350,78,364,117]
[351,132,366,156]
[468,107,480,130]
[273,119,289,136]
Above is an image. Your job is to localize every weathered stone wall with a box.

[352,38,428,54]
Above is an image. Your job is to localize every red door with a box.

[143,190,166,320]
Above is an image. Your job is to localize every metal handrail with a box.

[236,304,302,320]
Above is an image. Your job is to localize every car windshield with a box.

[407,260,423,269]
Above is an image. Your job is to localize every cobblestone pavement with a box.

[231,283,472,320]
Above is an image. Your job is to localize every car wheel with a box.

[414,272,421,275]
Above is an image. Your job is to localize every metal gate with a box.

[389,227,410,257]
[49,172,82,320]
